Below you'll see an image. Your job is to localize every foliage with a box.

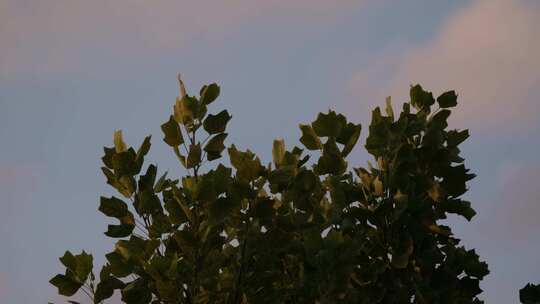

[520,283,540,304]
[51,78,505,303]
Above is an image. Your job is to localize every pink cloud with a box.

[0,0,362,81]
[349,0,540,133]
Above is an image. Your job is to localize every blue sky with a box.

[1,0,539,303]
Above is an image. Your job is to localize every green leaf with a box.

[437,90,458,108]
[139,165,157,192]
[102,146,115,169]
[105,223,134,238]
[149,254,178,280]
[337,122,361,157]
[439,199,476,221]
[204,133,228,161]
[312,110,346,137]
[99,196,129,218]
[172,187,193,223]
[186,143,202,168]
[135,136,151,163]
[121,279,152,304]
[299,124,322,150]
[462,249,489,278]
[210,164,233,194]
[59,251,77,271]
[425,222,452,235]
[163,190,187,224]
[50,274,82,296]
[228,145,263,181]
[447,129,469,147]
[138,164,157,192]
[429,109,451,130]
[94,276,125,303]
[115,236,158,262]
[58,251,93,283]
[315,138,347,175]
[148,213,171,238]
[135,190,162,215]
[74,251,93,282]
[441,164,475,197]
[174,96,199,127]
[105,252,133,277]
[101,167,129,198]
[200,83,220,105]
[203,110,232,134]
[160,116,184,147]
[118,175,136,197]
[365,107,392,157]
[111,149,138,176]
[268,166,296,185]
[154,171,169,193]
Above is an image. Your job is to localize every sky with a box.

[0,0,539,303]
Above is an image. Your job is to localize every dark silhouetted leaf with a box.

[204,110,231,134]
[204,133,227,161]
[312,110,346,137]
[200,83,220,105]
[160,116,184,147]
[520,283,540,304]
[299,124,322,150]
[437,90,458,108]
[50,274,82,296]
[186,143,201,168]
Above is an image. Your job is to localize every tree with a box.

[50,75,527,303]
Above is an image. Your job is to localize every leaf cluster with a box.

[51,82,496,303]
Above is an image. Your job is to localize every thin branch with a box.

[201,134,211,146]
[134,217,146,228]
[80,285,94,302]
[134,224,150,238]
[181,125,190,155]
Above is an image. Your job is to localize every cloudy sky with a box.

[1,0,539,303]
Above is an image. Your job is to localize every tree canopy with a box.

[50,76,538,304]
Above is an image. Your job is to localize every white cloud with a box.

[349,0,540,133]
